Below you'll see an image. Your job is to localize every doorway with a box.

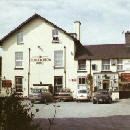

[54,76,63,93]
[103,80,109,90]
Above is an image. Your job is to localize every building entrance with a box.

[103,80,109,90]
[54,76,63,93]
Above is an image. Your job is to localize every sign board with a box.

[2,80,12,87]
[121,73,130,82]
[31,56,51,64]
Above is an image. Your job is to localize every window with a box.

[15,76,23,92]
[92,64,97,70]
[15,52,23,68]
[117,59,123,71]
[102,60,110,70]
[17,32,23,44]
[54,76,63,92]
[78,77,86,85]
[52,29,59,42]
[78,60,86,70]
[54,51,63,67]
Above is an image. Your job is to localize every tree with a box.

[86,74,93,99]
[0,93,38,130]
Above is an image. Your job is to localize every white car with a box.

[76,89,90,102]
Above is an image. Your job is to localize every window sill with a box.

[77,70,87,73]
[14,68,24,70]
[54,66,64,69]
[52,40,60,43]
[17,42,24,45]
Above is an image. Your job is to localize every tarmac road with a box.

[32,99,130,130]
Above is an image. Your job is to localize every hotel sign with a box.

[31,56,51,64]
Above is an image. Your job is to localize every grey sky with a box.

[0,0,130,45]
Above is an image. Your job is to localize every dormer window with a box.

[52,29,59,43]
[17,32,23,44]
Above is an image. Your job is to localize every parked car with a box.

[93,90,112,104]
[76,89,90,102]
[54,90,73,102]
[29,88,53,103]
[29,88,42,103]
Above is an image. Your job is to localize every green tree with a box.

[0,93,38,130]
[86,74,93,99]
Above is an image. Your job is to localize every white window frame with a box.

[15,76,23,92]
[52,29,59,42]
[78,60,86,70]
[54,50,63,67]
[102,59,110,71]
[117,59,123,71]
[15,52,23,68]
[17,32,23,44]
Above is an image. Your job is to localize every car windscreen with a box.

[78,90,87,93]
[31,89,41,93]
[96,91,109,95]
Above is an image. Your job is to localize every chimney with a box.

[125,31,130,47]
[74,21,81,41]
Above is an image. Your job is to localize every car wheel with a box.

[93,100,97,104]
[108,99,112,104]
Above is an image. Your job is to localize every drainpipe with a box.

[28,48,31,98]
[64,46,66,89]
[90,59,92,75]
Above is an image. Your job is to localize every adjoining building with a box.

[0,13,130,99]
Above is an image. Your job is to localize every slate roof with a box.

[75,44,130,60]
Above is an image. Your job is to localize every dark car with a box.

[93,90,112,104]
[29,88,53,103]
[54,91,73,102]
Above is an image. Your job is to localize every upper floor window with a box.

[15,52,23,68]
[17,32,23,44]
[117,59,123,71]
[52,29,59,42]
[54,51,63,67]
[78,60,86,70]
[102,59,110,70]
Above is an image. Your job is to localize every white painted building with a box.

[1,14,130,98]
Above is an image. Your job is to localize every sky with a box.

[0,0,130,45]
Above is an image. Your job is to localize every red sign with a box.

[121,73,130,82]
[2,80,12,87]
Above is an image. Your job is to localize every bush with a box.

[0,94,38,130]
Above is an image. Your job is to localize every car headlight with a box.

[93,97,96,99]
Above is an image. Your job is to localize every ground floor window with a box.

[54,76,63,92]
[15,76,23,92]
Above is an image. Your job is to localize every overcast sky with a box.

[0,0,130,45]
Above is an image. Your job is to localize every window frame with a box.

[52,29,59,43]
[17,32,23,44]
[15,52,23,68]
[78,60,86,70]
[102,59,110,71]
[117,59,123,71]
[54,50,63,67]
[15,76,23,92]
[78,77,86,85]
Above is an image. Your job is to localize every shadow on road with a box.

[33,115,130,130]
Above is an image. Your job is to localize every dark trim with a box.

[14,68,24,70]
[33,84,52,86]
[77,70,87,73]
[54,66,64,69]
